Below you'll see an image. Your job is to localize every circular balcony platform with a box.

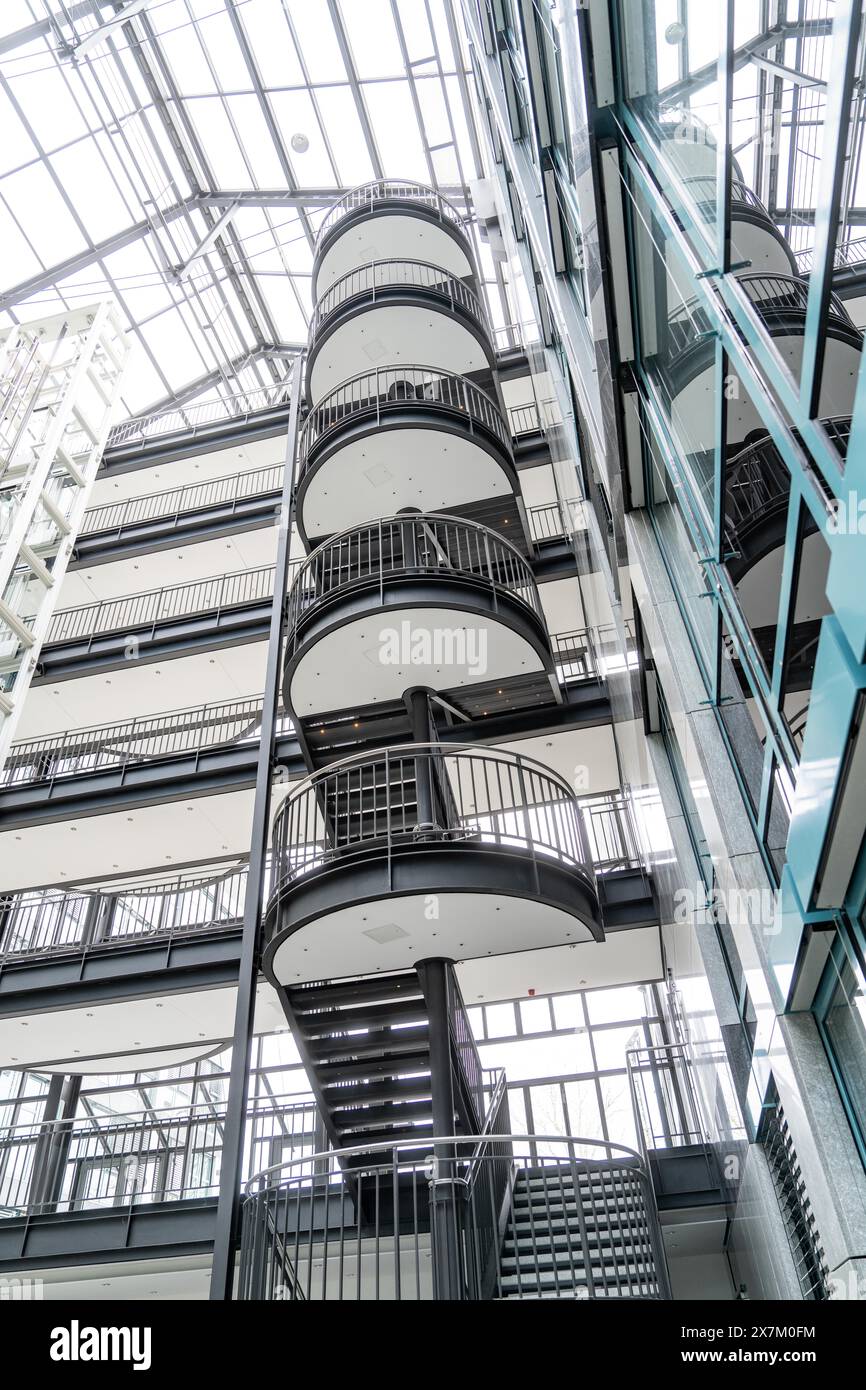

[306,259,495,402]
[263,744,602,986]
[313,181,474,301]
[283,514,552,719]
[683,178,797,275]
[664,275,862,453]
[297,366,518,546]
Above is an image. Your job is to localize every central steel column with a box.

[209,355,304,1300]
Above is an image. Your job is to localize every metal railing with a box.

[313,259,487,338]
[238,1131,668,1301]
[269,742,594,901]
[80,462,283,536]
[506,396,559,437]
[626,1043,709,1161]
[666,272,855,359]
[0,865,251,959]
[299,364,510,472]
[527,497,581,541]
[45,564,277,646]
[551,628,598,683]
[580,789,645,874]
[683,175,768,214]
[316,179,465,247]
[795,235,866,275]
[286,513,542,654]
[106,383,293,451]
[725,420,848,536]
[761,1096,830,1301]
[0,1096,322,1218]
[2,695,266,788]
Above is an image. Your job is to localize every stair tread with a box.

[289,974,420,1010]
[317,1051,431,1085]
[333,1100,434,1133]
[311,1031,430,1066]
[299,998,428,1037]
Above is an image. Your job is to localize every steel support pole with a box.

[417,957,465,1300]
[209,354,303,1301]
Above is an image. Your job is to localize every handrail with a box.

[285,512,542,653]
[0,1094,321,1218]
[666,272,854,358]
[268,740,595,903]
[298,364,510,473]
[626,1042,710,1165]
[316,179,465,247]
[312,258,487,338]
[106,382,293,450]
[527,497,581,541]
[45,563,279,646]
[2,695,269,788]
[0,863,252,958]
[81,461,282,536]
[245,1131,648,1195]
[683,175,768,213]
[795,235,866,274]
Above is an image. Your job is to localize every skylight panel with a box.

[395,0,437,64]
[286,0,348,83]
[362,80,430,183]
[0,3,35,40]
[260,276,310,342]
[236,0,306,88]
[183,96,251,185]
[337,0,405,78]
[140,305,211,384]
[269,89,338,186]
[190,9,254,91]
[314,86,376,186]
[225,94,288,187]
[49,140,133,244]
[0,199,41,286]
[0,160,87,266]
[4,62,90,151]
[0,86,36,175]
[157,18,219,95]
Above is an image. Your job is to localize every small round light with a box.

[291,132,309,154]
[665,21,686,43]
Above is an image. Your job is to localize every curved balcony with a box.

[723,424,844,607]
[263,743,602,987]
[665,274,862,455]
[313,180,473,301]
[296,365,518,546]
[283,514,551,719]
[683,177,797,276]
[307,259,494,402]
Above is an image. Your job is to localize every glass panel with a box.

[629,177,719,526]
[616,0,722,238]
[821,948,866,1154]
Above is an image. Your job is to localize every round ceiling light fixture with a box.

[291,132,310,154]
[664,21,686,43]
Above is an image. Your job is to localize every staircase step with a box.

[334,1099,433,1135]
[308,1023,430,1061]
[317,1050,431,1087]
[327,1076,432,1108]
[298,997,428,1038]
[289,974,420,1011]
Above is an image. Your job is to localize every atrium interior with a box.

[0,0,865,1308]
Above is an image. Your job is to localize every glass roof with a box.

[0,1,511,420]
